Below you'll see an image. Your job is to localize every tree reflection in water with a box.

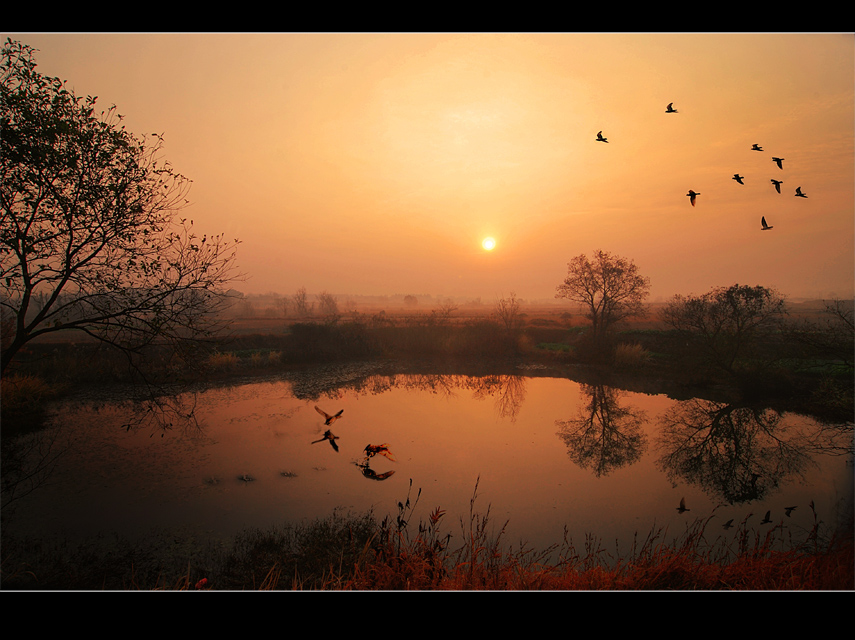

[655,399,851,505]
[555,383,648,477]
[289,369,529,424]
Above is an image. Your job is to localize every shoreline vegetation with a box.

[5,298,853,428]
[2,300,853,590]
[2,480,852,591]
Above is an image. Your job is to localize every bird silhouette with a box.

[666,102,678,113]
[722,518,735,530]
[687,190,700,206]
[677,497,690,514]
[596,131,609,143]
[772,157,785,169]
[752,143,764,151]
[312,429,340,452]
[733,174,745,185]
[760,510,772,524]
[784,506,797,517]
[364,443,396,461]
[771,179,783,193]
[795,186,808,198]
[315,405,344,426]
[761,216,773,231]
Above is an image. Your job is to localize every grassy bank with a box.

[4,311,852,431]
[3,483,851,590]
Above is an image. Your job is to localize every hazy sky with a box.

[5,32,854,302]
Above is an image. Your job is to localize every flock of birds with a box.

[312,405,397,479]
[677,496,807,531]
[596,102,810,232]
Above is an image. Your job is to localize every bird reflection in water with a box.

[356,463,396,481]
[312,429,340,452]
[356,443,397,480]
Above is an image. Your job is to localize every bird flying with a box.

[784,506,797,517]
[761,216,773,231]
[666,102,678,113]
[364,443,396,461]
[733,174,745,185]
[677,497,690,514]
[312,429,340,452]
[752,143,763,151]
[772,157,785,169]
[795,186,808,198]
[687,190,700,206]
[722,519,734,530]
[315,405,344,426]
[771,179,783,193]
[760,510,772,524]
[596,131,608,143]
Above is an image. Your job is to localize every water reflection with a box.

[555,383,648,477]
[3,368,851,557]
[353,373,527,423]
[356,444,398,481]
[355,461,396,481]
[655,398,851,505]
[311,430,340,451]
[112,388,207,439]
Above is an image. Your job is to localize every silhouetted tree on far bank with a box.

[316,291,339,319]
[493,292,524,334]
[290,286,313,317]
[555,250,650,352]
[661,284,788,378]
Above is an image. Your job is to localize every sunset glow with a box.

[8,32,852,302]
[482,237,496,251]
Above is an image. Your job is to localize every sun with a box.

[481,237,496,251]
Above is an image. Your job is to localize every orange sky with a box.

[5,32,854,302]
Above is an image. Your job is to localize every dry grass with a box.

[3,491,851,590]
[0,374,60,411]
[612,342,653,370]
[291,481,854,591]
[204,351,240,371]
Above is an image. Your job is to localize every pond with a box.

[4,362,853,559]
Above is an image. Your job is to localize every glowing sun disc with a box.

[482,237,496,251]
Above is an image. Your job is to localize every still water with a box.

[6,364,853,556]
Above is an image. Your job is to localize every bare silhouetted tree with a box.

[316,290,339,319]
[1,39,240,374]
[555,250,650,348]
[290,286,313,317]
[661,284,787,376]
[493,292,525,335]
